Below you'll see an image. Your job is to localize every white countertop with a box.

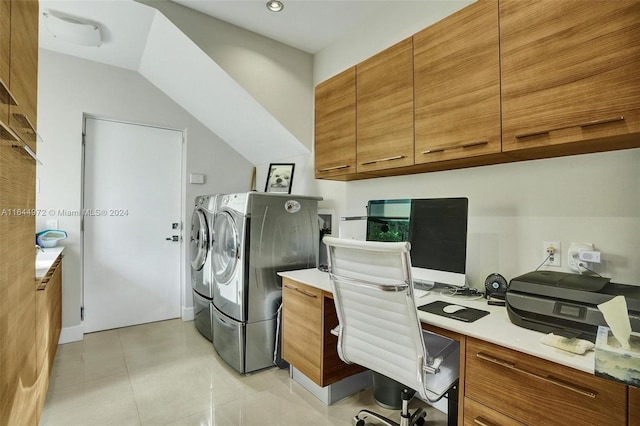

[278,268,595,374]
[36,247,64,280]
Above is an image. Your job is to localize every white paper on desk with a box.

[597,296,631,349]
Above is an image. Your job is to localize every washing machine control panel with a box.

[220,193,248,213]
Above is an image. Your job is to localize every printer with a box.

[506,271,640,341]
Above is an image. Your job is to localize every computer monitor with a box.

[408,198,468,288]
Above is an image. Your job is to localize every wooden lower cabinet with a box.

[281,278,364,387]
[630,386,639,426]
[464,397,524,426]
[0,138,37,426]
[282,278,323,384]
[465,337,628,426]
[35,255,62,421]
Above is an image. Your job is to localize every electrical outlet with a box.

[568,242,594,272]
[543,241,561,267]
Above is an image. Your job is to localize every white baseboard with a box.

[59,324,84,344]
[58,311,194,344]
[182,306,195,321]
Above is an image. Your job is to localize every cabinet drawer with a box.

[282,279,323,384]
[466,338,627,425]
[464,397,524,426]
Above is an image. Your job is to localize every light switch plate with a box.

[189,173,205,184]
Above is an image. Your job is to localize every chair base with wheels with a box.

[353,381,458,426]
[353,389,426,426]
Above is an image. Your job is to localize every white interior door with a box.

[83,117,182,333]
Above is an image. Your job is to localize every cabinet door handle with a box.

[317,164,350,172]
[473,417,498,426]
[421,140,489,154]
[476,352,597,398]
[515,116,625,139]
[360,155,405,166]
[37,258,61,290]
[0,77,19,106]
[284,284,317,298]
[1,120,21,143]
[12,112,36,133]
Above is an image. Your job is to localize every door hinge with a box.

[81,306,85,321]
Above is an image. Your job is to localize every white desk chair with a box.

[324,237,459,426]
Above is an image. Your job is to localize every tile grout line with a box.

[118,327,144,426]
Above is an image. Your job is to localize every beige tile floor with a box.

[40,319,447,426]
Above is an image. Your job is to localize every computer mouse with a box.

[442,304,467,314]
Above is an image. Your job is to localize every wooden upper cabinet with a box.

[414,1,500,165]
[0,0,11,126]
[314,67,357,179]
[500,0,640,155]
[9,0,39,152]
[356,38,414,173]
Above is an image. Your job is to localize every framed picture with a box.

[265,163,295,194]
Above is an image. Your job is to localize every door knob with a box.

[166,235,179,242]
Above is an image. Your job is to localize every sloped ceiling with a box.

[38,0,309,164]
[170,0,390,54]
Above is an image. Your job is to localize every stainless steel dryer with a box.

[210,192,321,374]
[190,194,217,341]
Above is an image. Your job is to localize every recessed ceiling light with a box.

[266,1,284,12]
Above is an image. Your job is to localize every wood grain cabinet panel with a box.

[282,278,323,384]
[414,0,501,164]
[500,0,640,158]
[630,386,639,426]
[281,278,364,387]
[466,338,627,426]
[0,143,37,426]
[356,37,414,173]
[463,397,525,426]
[0,0,10,126]
[314,67,357,180]
[35,256,62,422]
[8,0,39,152]
[1,2,39,424]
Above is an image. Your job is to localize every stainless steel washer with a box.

[211,192,321,374]
[190,194,216,341]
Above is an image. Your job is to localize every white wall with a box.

[303,2,640,287]
[36,49,253,340]
[339,151,640,287]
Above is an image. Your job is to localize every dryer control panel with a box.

[220,192,249,214]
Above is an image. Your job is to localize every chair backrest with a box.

[324,236,458,402]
